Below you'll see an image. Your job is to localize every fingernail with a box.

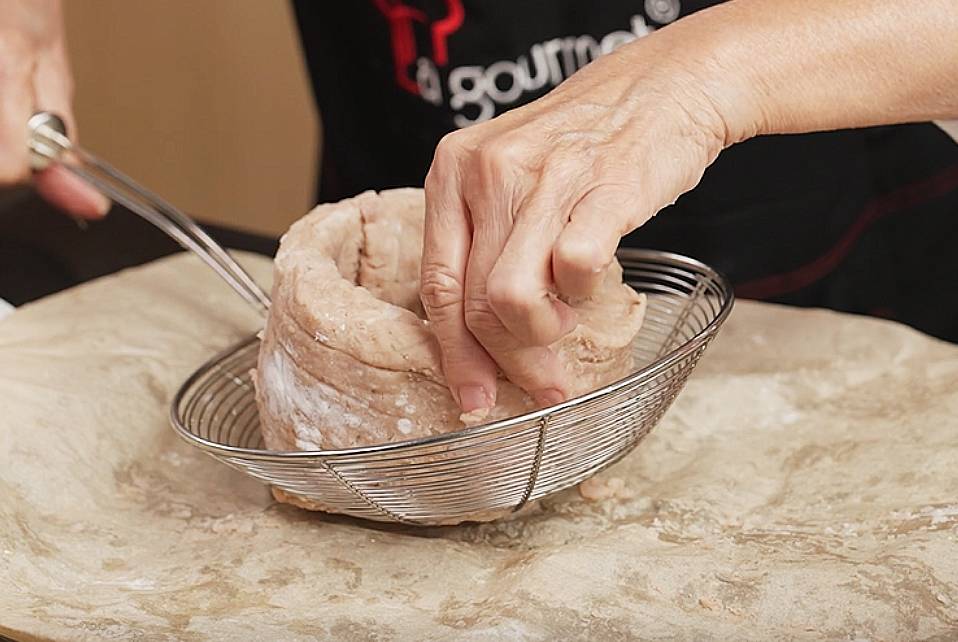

[533,388,565,408]
[457,385,493,412]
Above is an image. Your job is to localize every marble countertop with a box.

[1,253,956,641]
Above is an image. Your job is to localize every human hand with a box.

[421,0,958,415]
[420,30,732,413]
[1,0,108,217]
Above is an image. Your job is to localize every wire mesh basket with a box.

[170,249,734,525]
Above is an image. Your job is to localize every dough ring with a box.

[253,188,646,500]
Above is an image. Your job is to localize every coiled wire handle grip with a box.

[27,111,271,316]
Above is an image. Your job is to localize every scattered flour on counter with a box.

[88,577,157,591]
[578,476,630,501]
[920,505,958,525]
[780,411,801,425]
[160,451,184,467]
[887,505,958,530]
[930,506,958,525]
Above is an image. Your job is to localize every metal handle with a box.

[27,111,271,316]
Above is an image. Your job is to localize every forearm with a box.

[662,0,958,144]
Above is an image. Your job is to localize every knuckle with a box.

[463,297,500,338]
[575,181,643,231]
[477,137,525,179]
[486,269,569,347]
[486,271,535,318]
[464,301,517,353]
[437,130,466,152]
[463,278,509,342]
[554,234,603,276]
[434,131,468,164]
[419,263,464,317]
[427,132,470,187]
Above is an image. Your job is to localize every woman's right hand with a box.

[1,0,108,217]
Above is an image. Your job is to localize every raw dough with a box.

[253,188,646,454]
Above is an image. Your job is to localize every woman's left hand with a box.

[420,0,958,415]
[419,29,735,413]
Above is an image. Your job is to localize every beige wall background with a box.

[64,1,319,237]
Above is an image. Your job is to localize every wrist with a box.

[640,2,773,147]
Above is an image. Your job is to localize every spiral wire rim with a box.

[170,249,733,464]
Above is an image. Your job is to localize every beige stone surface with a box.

[1,252,957,641]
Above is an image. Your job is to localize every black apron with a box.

[292,0,958,342]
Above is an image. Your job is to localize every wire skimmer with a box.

[29,111,734,526]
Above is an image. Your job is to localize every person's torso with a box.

[295,1,711,194]
[293,0,958,342]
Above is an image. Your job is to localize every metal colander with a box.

[27,111,734,527]
[170,250,732,525]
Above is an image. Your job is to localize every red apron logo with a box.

[374,0,465,94]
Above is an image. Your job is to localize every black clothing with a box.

[292,0,958,341]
